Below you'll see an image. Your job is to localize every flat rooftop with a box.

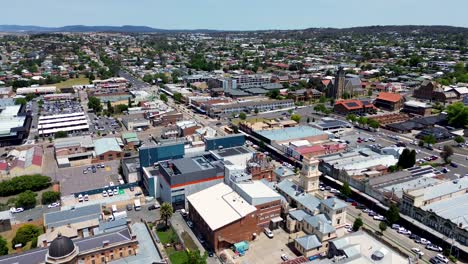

[211,146,251,158]
[257,126,326,142]
[44,204,101,229]
[422,193,468,230]
[187,183,256,230]
[407,177,468,202]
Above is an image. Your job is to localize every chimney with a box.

[42,239,48,247]
[15,244,22,253]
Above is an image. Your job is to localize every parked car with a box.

[83,169,88,174]
[416,238,431,245]
[430,257,444,264]
[281,254,290,261]
[450,162,458,168]
[435,253,449,263]
[148,205,157,211]
[373,215,386,221]
[397,228,411,235]
[391,224,400,230]
[102,190,108,197]
[186,221,193,228]
[264,228,274,238]
[426,244,443,252]
[48,202,60,208]
[126,204,133,211]
[409,234,420,240]
[411,248,424,257]
[10,207,24,213]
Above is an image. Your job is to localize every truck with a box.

[111,211,127,221]
[134,199,141,211]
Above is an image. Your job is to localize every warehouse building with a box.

[38,112,89,136]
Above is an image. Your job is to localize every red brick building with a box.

[334,99,377,115]
[373,92,404,111]
[187,183,259,252]
[246,153,274,181]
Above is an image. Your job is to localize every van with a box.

[78,194,83,202]
[264,228,274,238]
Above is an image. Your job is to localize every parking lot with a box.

[41,99,83,115]
[88,113,122,136]
[56,160,121,195]
[221,227,298,264]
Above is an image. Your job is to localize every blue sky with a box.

[2,0,467,30]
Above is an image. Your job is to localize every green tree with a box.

[267,89,280,99]
[379,222,387,233]
[385,204,400,225]
[319,96,327,103]
[397,148,415,169]
[186,250,208,264]
[0,175,51,197]
[15,190,37,209]
[313,104,327,113]
[254,108,259,114]
[352,218,363,231]
[340,182,352,198]
[114,104,129,114]
[160,93,168,103]
[54,131,67,139]
[346,114,357,122]
[12,224,41,247]
[440,145,454,164]
[41,191,60,205]
[87,96,102,113]
[368,119,380,129]
[291,114,301,123]
[15,98,27,105]
[454,135,466,144]
[173,92,183,103]
[160,202,173,227]
[0,236,7,256]
[143,74,154,83]
[106,101,114,114]
[422,135,436,145]
[446,102,468,128]
[367,90,373,96]
[239,112,247,120]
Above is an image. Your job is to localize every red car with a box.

[351,202,358,206]
[357,139,362,143]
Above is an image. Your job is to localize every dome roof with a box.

[48,234,76,258]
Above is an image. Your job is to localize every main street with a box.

[346,205,436,264]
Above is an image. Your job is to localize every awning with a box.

[271,216,283,223]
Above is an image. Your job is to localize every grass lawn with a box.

[54,76,90,89]
[169,250,189,264]
[156,227,177,244]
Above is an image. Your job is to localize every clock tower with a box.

[300,157,321,194]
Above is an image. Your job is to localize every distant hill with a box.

[0,24,466,34]
[0,24,220,33]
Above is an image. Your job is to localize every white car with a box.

[426,244,443,252]
[373,215,386,221]
[102,190,108,197]
[47,202,60,208]
[107,189,113,196]
[435,253,449,263]
[10,207,24,213]
[113,189,118,195]
[397,228,411,235]
[411,248,424,256]
[281,254,289,261]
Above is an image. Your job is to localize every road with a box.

[346,205,437,264]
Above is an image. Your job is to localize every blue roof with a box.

[94,137,122,156]
[277,180,304,198]
[295,234,322,250]
[257,126,326,142]
[274,166,295,178]
[289,209,309,221]
[321,197,348,210]
[304,214,335,234]
[297,195,321,212]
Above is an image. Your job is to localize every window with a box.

[110,254,114,260]
[100,155,104,160]
[337,218,341,225]
[128,249,133,255]
[120,252,123,257]
[117,153,121,158]
[101,256,105,262]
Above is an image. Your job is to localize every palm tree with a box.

[160,202,173,227]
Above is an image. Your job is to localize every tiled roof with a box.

[376,92,402,103]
